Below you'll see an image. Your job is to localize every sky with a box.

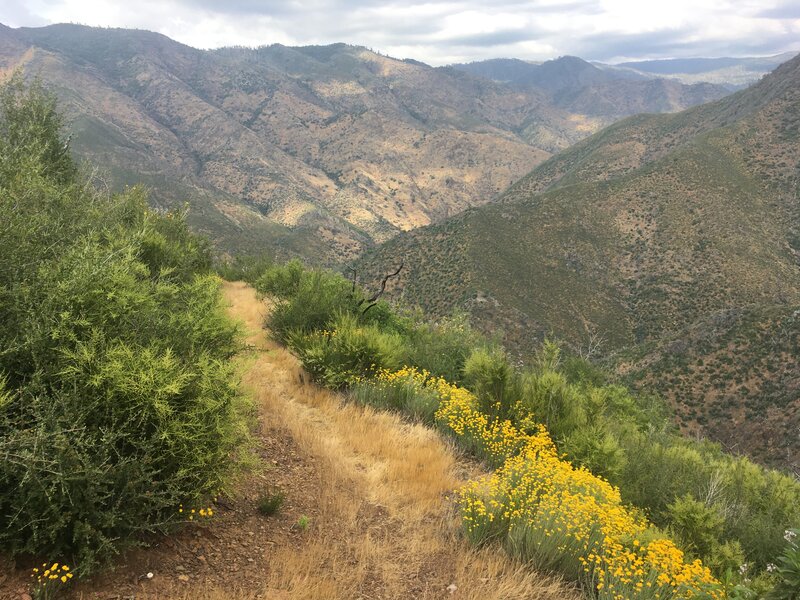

[2,0,799,65]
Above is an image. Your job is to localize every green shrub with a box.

[254,259,305,298]
[517,369,587,441]
[0,76,248,573]
[561,425,627,481]
[287,314,404,389]
[403,311,484,384]
[257,492,285,517]
[267,269,355,344]
[350,371,440,423]
[766,529,800,599]
[666,494,725,558]
[463,346,518,419]
[216,253,274,284]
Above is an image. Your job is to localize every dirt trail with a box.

[3,281,579,600]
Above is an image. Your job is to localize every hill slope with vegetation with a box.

[235,257,800,599]
[356,52,800,469]
[0,23,731,262]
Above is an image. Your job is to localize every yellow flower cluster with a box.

[178,503,214,521]
[377,367,723,600]
[31,562,73,588]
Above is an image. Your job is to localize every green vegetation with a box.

[0,76,249,573]
[296,515,310,531]
[257,492,285,517]
[622,305,800,471]
[249,258,800,598]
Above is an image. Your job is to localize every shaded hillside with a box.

[356,53,800,467]
[1,24,730,262]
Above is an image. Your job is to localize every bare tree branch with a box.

[362,262,403,314]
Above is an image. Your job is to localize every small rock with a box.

[447,583,458,594]
[247,558,255,563]
[175,565,185,572]
[178,574,190,583]
[198,555,206,563]
[20,594,33,600]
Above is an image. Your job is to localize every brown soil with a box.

[0,281,579,600]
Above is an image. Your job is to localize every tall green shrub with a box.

[0,75,248,573]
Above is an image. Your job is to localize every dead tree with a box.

[351,262,404,315]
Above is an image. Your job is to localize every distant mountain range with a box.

[454,51,798,93]
[358,52,800,470]
[608,52,799,88]
[0,23,731,261]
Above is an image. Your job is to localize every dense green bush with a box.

[254,258,304,298]
[0,75,248,572]
[463,346,518,419]
[287,314,404,388]
[766,529,800,599]
[401,311,483,384]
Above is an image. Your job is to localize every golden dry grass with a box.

[203,281,580,600]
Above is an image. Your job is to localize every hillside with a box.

[620,303,800,474]
[356,52,800,468]
[453,56,730,120]
[1,23,730,262]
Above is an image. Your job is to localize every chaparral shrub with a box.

[0,74,249,573]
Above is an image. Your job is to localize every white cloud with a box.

[1,0,798,64]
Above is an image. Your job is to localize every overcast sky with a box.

[2,0,799,65]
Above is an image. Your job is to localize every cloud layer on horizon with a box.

[3,0,800,65]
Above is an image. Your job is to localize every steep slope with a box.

[356,53,800,468]
[620,304,800,473]
[1,24,733,263]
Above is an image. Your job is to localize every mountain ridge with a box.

[1,23,732,262]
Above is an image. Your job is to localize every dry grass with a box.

[210,281,580,600]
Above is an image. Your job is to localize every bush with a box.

[667,494,725,559]
[254,259,305,298]
[463,346,518,419]
[257,492,285,517]
[351,368,441,423]
[402,311,484,384]
[267,269,356,344]
[216,253,275,284]
[766,529,800,599]
[287,314,404,389]
[0,76,248,573]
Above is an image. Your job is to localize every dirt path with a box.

[2,281,579,600]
